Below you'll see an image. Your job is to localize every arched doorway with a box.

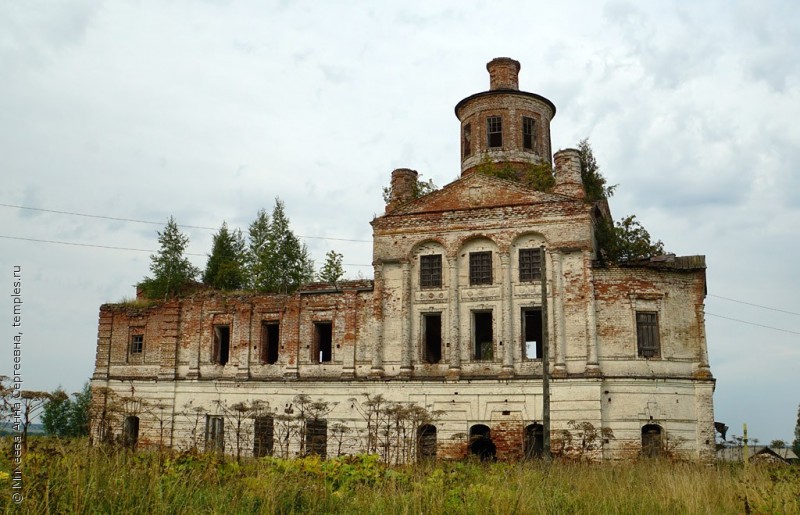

[524,423,544,459]
[417,424,437,460]
[641,424,663,458]
[469,424,496,461]
[122,415,139,450]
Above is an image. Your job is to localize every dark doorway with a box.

[417,424,437,460]
[469,424,496,461]
[122,415,139,449]
[524,423,544,459]
[522,309,543,359]
[423,313,442,364]
[473,312,493,361]
[261,322,280,365]
[213,325,230,365]
[313,322,332,363]
[641,424,663,458]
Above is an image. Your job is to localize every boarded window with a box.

[261,322,280,365]
[522,308,543,359]
[253,415,274,457]
[129,334,144,355]
[422,313,442,364]
[212,325,230,365]
[306,419,327,457]
[205,415,224,454]
[469,251,492,285]
[524,423,544,459]
[636,312,660,358]
[417,424,437,460]
[487,116,502,148]
[641,424,663,458]
[473,311,493,361]
[122,415,139,449]
[313,322,333,363]
[519,248,542,282]
[463,123,472,157]
[522,116,536,150]
[420,254,442,288]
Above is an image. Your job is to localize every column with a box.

[447,255,461,377]
[585,259,601,376]
[553,251,567,377]
[500,252,514,377]
[370,262,385,377]
[399,260,413,377]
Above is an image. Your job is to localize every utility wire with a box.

[708,294,800,317]
[706,312,800,335]
[0,234,372,267]
[0,202,371,243]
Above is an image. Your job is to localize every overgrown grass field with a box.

[2,438,798,514]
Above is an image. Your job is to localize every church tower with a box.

[455,58,556,177]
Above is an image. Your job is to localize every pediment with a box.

[388,172,570,216]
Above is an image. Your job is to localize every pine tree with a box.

[268,198,314,294]
[140,216,199,299]
[247,209,272,291]
[203,222,246,290]
[319,250,345,284]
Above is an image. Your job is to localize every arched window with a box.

[469,424,496,460]
[417,424,437,460]
[122,415,140,450]
[524,423,544,459]
[641,424,663,458]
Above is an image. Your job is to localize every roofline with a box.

[455,90,557,118]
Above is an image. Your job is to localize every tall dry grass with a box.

[1,437,797,514]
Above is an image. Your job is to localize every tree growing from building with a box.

[318,250,345,284]
[595,215,665,262]
[203,222,247,290]
[382,175,439,203]
[140,216,200,299]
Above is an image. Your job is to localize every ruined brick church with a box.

[92,58,715,461]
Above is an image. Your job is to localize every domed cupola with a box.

[455,58,556,177]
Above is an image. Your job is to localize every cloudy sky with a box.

[1,1,798,444]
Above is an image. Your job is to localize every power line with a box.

[706,312,800,335]
[708,294,800,317]
[0,202,372,243]
[0,234,372,267]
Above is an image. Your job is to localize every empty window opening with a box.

[473,311,494,361]
[522,116,536,150]
[420,254,443,288]
[306,419,327,458]
[522,309,543,359]
[205,415,224,454]
[253,415,274,457]
[519,248,542,282]
[261,322,280,365]
[636,312,660,358]
[524,423,544,459]
[122,415,139,450]
[129,334,143,355]
[463,123,472,157]
[469,251,492,285]
[641,424,663,458]
[469,424,496,461]
[213,325,230,365]
[313,322,333,363]
[487,116,502,148]
[422,313,442,364]
[417,424,437,460]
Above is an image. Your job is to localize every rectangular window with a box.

[253,415,274,457]
[522,308,543,359]
[636,312,660,358]
[422,313,442,364]
[129,334,144,354]
[313,322,333,363]
[306,419,327,458]
[463,123,472,157]
[473,311,493,361]
[522,116,536,150]
[205,415,224,454]
[212,325,230,365]
[487,116,502,148]
[519,248,542,282]
[469,251,492,285]
[260,322,280,365]
[420,254,442,288]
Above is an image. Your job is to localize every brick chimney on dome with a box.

[487,57,520,91]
